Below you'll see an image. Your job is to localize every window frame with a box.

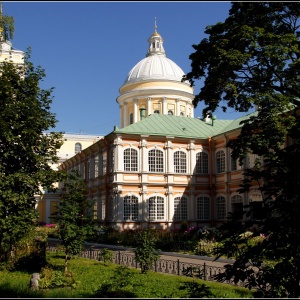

[216,196,226,220]
[174,150,187,173]
[196,196,211,220]
[196,151,209,174]
[123,148,138,172]
[173,196,188,220]
[75,142,82,154]
[123,195,139,221]
[148,195,165,221]
[216,149,226,173]
[148,148,164,173]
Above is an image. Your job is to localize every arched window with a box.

[173,196,188,220]
[216,196,226,220]
[75,143,82,154]
[129,113,133,124]
[197,196,210,220]
[231,194,243,219]
[123,195,138,221]
[124,148,138,171]
[196,152,208,174]
[216,150,225,173]
[168,110,173,115]
[154,110,160,114]
[180,112,184,116]
[148,149,164,172]
[174,151,186,173]
[148,196,164,220]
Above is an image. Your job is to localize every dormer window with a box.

[75,143,82,154]
[154,110,160,114]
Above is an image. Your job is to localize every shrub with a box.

[98,248,113,266]
[134,230,160,274]
[39,266,80,289]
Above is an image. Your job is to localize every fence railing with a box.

[47,245,246,288]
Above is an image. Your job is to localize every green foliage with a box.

[39,266,80,289]
[94,266,136,298]
[134,229,160,274]
[34,225,58,242]
[98,248,113,266]
[52,170,95,273]
[0,50,63,263]
[0,251,254,298]
[0,13,14,41]
[185,2,300,297]
[179,281,214,298]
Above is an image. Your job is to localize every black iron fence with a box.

[46,244,246,288]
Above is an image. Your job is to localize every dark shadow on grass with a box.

[0,283,45,298]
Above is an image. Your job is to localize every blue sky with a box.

[4,1,252,136]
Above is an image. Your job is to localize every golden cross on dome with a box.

[154,17,157,32]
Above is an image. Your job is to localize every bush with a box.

[134,230,160,274]
[94,266,136,298]
[98,248,113,266]
[39,266,80,289]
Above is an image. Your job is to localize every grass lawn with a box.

[0,251,254,298]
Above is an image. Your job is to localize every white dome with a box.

[124,55,185,84]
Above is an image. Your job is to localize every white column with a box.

[176,98,181,116]
[190,101,194,118]
[133,98,138,123]
[162,97,167,114]
[147,97,152,115]
[123,101,128,127]
[185,103,189,117]
[119,105,123,127]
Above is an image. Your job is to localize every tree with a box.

[53,171,95,273]
[134,229,160,274]
[184,2,300,297]
[0,15,63,261]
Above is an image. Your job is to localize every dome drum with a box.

[117,25,194,129]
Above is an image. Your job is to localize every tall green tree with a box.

[184,2,300,297]
[0,52,63,261]
[53,171,95,273]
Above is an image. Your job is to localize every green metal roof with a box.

[113,113,254,139]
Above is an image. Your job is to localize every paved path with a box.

[48,238,234,269]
